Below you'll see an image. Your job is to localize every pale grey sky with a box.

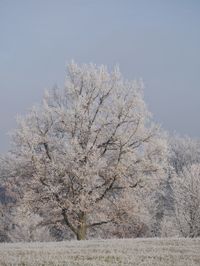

[0,0,200,153]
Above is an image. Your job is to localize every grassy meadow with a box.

[0,238,199,266]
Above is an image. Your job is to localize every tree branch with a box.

[88,219,114,228]
[62,209,77,235]
[95,175,117,202]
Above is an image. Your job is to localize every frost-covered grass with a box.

[0,238,200,266]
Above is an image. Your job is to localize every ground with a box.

[0,238,199,266]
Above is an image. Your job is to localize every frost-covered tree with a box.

[10,62,167,240]
[9,207,53,242]
[165,136,200,237]
[0,156,18,242]
[172,164,200,237]
[169,136,200,175]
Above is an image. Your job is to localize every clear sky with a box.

[0,0,200,153]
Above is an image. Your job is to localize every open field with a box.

[0,238,199,266]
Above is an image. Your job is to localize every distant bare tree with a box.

[169,136,200,174]
[172,164,200,237]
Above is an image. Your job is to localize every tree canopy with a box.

[9,62,167,240]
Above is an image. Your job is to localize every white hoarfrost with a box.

[10,62,168,240]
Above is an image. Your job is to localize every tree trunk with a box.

[76,223,87,240]
[62,209,87,240]
[76,212,87,240]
